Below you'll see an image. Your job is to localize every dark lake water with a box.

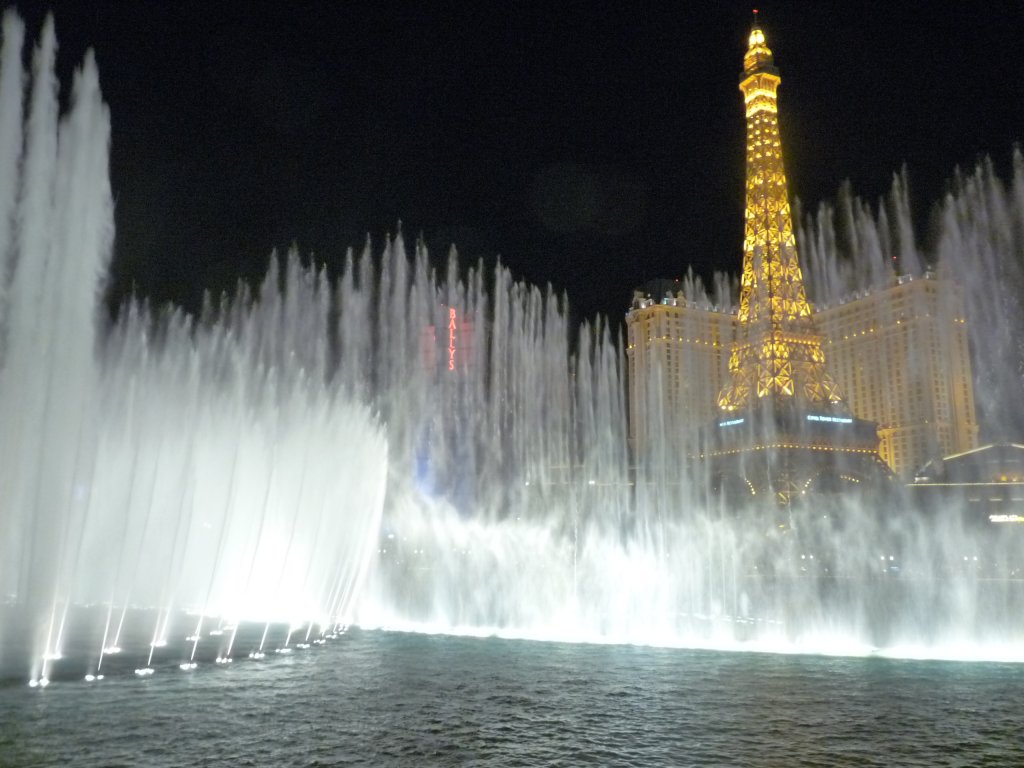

[1,629,1022,766]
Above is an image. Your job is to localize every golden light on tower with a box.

[718,15,845,413]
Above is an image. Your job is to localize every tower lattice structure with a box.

[717,22,845,414]
[701,18,885,508]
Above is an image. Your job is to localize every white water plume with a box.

[2,12,1024,684]
[0,14,387,682]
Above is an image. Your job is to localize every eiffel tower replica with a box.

[703,16,888,506]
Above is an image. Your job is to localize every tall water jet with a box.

[0,15,112,679]
[0,14,389,682]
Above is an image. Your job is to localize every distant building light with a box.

[989,514,1024,524]
[807,414,853,424]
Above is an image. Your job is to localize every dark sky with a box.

[19,1,1024,322]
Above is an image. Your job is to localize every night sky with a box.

[19,1,1024,322]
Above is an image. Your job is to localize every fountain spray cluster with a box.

[0,14,387,684]
[2,12,1024,685]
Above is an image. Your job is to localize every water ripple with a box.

[1,630,1023,766]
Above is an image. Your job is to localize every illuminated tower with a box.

[718,19,843,413]
[705,17,886,505]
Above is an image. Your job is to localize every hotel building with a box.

[815,272,978,477]
[627,268,978,480]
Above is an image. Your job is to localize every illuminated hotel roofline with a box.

[629,268,946,316]
[811,269,940,312]
[628,265,971,333]
[628,295,734,314]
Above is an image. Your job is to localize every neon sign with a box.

[448,308,457,371]
[807,414,852,424]
[719,418,745,428]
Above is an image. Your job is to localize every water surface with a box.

[2,629,1021,766]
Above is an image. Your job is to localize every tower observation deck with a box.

[703,18,888,505]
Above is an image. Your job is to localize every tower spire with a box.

[717,21,845,413]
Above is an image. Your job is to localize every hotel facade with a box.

[627,271,978,479]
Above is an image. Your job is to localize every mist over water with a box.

[0,13,1023,685]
